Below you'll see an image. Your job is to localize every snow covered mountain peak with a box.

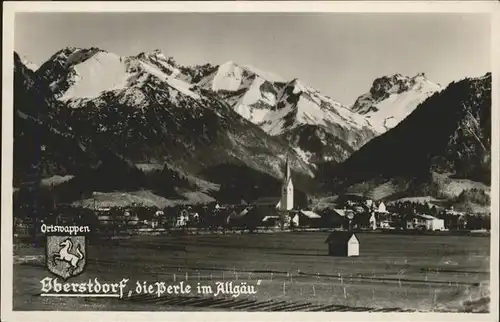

[150,48,165,56]
[36,47,201,103]
[413,72,426,78]
[20,55,39,72]
[266,77,372,135]
[49,47,106,64]
[285,78,311,95]
[366,72,439,100]
[135,49,182,79]
[58,51,133,100]
[352,72,442,133]
[241,64,285,82]
[202,61,250,92]
[198,60,287,93]
[137,49,172,63]
[222,60,236,66]
[195,61,378,163]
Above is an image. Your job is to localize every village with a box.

[13,158,490,240]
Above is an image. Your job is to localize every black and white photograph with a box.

[2,2,499,321]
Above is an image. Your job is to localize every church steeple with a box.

[280,154,294,211]
[285,155,292,183]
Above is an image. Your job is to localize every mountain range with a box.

[320,73,491,204]
[12,47,491,208]
[26,48,316,177]
[196,61,380,164]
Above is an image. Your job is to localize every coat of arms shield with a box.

[46,235,87,280]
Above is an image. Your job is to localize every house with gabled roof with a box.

[291,210,322,228]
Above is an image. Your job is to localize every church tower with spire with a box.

[280,155,294,211]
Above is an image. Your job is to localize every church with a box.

[252,156,295,211]
[248,156,312,228]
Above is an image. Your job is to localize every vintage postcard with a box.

[2,1,499,321]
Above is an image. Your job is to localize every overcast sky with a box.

[14,12,491,105]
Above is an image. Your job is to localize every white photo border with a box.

[2,2,499,322]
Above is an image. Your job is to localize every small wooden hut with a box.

[325,231,359,257]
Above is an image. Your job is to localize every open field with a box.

[13,232,490,312]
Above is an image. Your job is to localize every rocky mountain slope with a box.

[14,52,91,184]
[320,73,491,200]
[351,73,442,133]
[14,52,209,206]
[196,61,377,164]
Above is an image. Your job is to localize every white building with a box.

[420,214,445,231]
[325,232,360,257]
[377,202,388,213]
[291,210,321,227]
[279,156,294,211]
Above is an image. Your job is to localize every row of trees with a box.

[386,201,440,217]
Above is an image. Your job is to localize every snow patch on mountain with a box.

[352,73,442,133]
[53,49,200,102]
[118,87,149,107]
[136,50,183,78]
[137,60,200,99]
[261,79,372,136]
[293,146,314,166]
[199,61,286,93]
[199,61,245,92]
[233,77,278,123]
[21,56,39,72]
[366,82,439,131]
[60,51,132,100]
[291,79,305,94]
[241,77,273,106]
